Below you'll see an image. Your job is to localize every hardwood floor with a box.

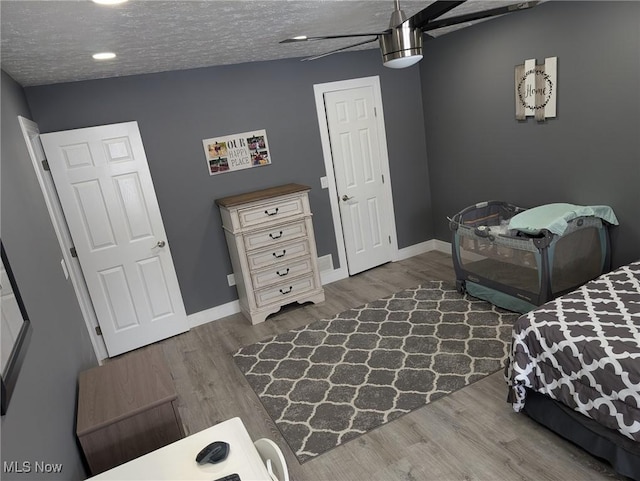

[146,251,624,480]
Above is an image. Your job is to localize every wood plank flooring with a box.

[140,251,624,480]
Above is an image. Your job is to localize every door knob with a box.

[341,195,354,202]
[156,240,166,248]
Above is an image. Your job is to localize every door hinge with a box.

[382,174,385,184]
[374,107,377,117]
[70,247,78,258]
[95,325,102,336]
[41,159,50,171]
[388,235,392,244]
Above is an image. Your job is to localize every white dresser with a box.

[216,184,325,325]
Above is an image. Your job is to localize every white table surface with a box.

[86,417,272,481]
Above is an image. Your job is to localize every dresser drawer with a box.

[243,221,307,252]
[238,196,305,228]
[251,257,314,290]
[254,274,316,308]
[247,239,310,271]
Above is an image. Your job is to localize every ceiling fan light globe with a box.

[383,54,423,69]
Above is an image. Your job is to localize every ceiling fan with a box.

[281,0,539,69]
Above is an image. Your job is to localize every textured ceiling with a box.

[1,0,539,87]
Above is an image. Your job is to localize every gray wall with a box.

[25,50,432,315]
[420,1,640,268]
[1,70,97,479]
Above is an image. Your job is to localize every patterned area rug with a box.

[233,281,520,463]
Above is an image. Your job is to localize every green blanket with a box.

[508,203,618,235]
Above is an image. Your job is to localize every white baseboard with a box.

[187,240,452,328]
[318,253,348,285]
[396,240,431,260]
[396,238,451,260]
[321,266,349,285]
[187,299,240,328]
[187,266,348,328]
[428,238,452,254]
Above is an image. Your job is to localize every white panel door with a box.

[19,116,108,360]
[324,86,392,275]
[40,121,188,357]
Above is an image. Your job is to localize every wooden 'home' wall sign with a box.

[515,57,557,122]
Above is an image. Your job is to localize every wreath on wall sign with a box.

[517,68,554,111]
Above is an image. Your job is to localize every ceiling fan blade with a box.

[281,32,389,44]
[301,37,379,61]
[409,1,467,30]
[421,1,540,32]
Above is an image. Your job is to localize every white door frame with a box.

[18,116,108,362]
[313,76,399,279]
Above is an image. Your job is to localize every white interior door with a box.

[19,116,108,361]
[40,121,188,357]
[324,85,393,275]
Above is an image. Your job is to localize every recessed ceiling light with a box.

[92,0,128,5]
[92,52,116,60]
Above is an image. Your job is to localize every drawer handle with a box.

[273,250,287,259]
[264,208,279,216]
[279,286,293,295]
[269,231,283,240]
[276,268,290,277]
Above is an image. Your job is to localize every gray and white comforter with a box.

[506,260,640,442]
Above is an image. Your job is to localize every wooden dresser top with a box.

[76,345,177,435]
[215,183,310,208]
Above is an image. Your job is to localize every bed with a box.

[505,260,640,479]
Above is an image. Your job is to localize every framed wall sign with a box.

[203,129,271,176]
[515,57,557,122]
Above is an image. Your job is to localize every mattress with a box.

[505,260,640,442]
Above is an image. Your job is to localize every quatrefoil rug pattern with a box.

[233,281,519,463]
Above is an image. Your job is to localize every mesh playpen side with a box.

[449,201,611,313]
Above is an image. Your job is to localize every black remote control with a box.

[213,474,241,481]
